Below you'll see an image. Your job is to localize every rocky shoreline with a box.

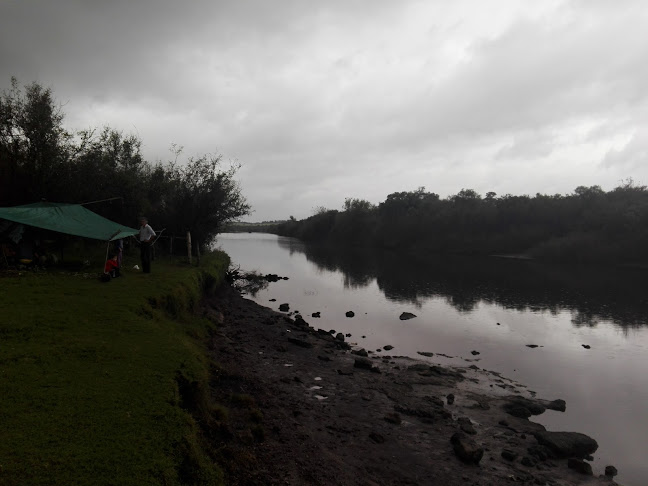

[203,286,620,486]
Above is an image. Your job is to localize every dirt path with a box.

[203,287,619,486]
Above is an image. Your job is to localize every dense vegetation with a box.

[0,77,250,249]
[276,185,648,263]
[223,220,287,233]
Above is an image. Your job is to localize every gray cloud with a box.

[2,0,648,220]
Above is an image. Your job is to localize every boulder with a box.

[567,458,593,475]
[354,357,374,370]
[604,465,618,477]
[351,347,368,357]
[335,333,345,342]
[417,351,434,357]
[345,311,355,318]
[471,350,480,355]
[533,431,598,458]
[503,398,546,418]
[399,312,417,320]
[450,432,483,464]
[383,345,394,351]
[546,399,566,412]
[279,303,290,312]
[311,312,321,318]
[457,417,476,435]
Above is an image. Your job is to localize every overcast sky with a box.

[2,0,647,221]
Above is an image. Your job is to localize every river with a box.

[216,232,648,485]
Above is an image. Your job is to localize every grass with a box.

[0,250,229,486]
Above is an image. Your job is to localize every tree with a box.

[0,77,72,203]
[160,155,250,249]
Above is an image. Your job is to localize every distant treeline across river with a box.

[228,183,648,264]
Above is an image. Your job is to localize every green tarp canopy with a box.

[0,202,139,241]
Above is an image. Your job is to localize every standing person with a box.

[138,217,156,274]
[115,238,124,269]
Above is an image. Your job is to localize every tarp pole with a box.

[80,196,123,206]
[104,241,110,274]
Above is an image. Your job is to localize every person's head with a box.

[109,253,118,261]
[138,216,148,227]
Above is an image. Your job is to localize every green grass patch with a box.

[0,251,229,485]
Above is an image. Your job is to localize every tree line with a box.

[275,184,648,263]
[0,77,250,250]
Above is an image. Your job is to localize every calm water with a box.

[216,233,648,485]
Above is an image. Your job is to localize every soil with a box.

[203,286,619,486]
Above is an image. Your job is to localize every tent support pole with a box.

[103,240,111,273]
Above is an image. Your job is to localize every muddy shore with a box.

[203,286,619,486]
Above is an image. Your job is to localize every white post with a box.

[187,231,192,264]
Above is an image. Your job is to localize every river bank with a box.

[204,285,620,486]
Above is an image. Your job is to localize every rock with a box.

[604,465,618,477]
[345,333,351,337]
[287,337,312,348]
[336,369,353,376]
[384,413,401,425]
[457,417,476,435]
[264,273,281,282]
[345,311,355,318]
[546,399,566,412]
[501,449,518,461]
[450,432,484,464]
[533,431,598,458]
[446,393,455,405]
[399,312,417,320]
[503,398,546,418]
[526,344,539,348]
[317,355,331,361]
[567,458,593,475]
[417,351,434,357]
[383,345,394,351]
[582,344,591,349]
[423,395,445,408]
[279,303,290,312]
[335,333,345,342]
[294,316,308,327]
[351,347,368,357]
[471,350,480,355]
[311,312,320,318]
[269,298,276,302]
[354,357,374,370]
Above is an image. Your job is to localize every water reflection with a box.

[278,239,648,330]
